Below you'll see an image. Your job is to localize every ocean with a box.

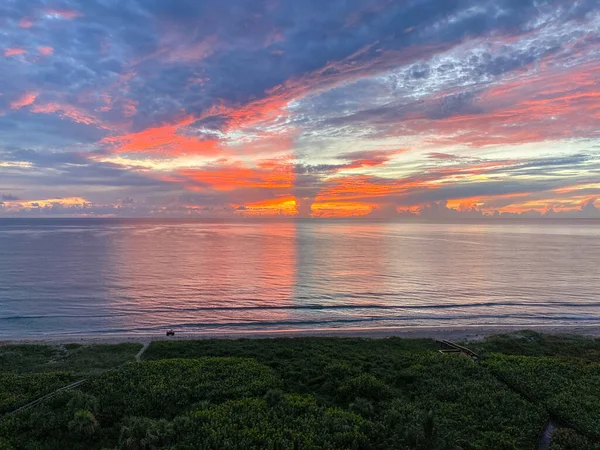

[1,218,599,337]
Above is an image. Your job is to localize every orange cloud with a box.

[10,92,38,110]
[178,159,293,191]
[4,48,26,57]
[311,201,373,218]
[315,174,432,204]
[104,116,220,155]
[236,196,297,216]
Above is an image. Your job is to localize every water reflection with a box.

[105,222,298,332]
[1,219,600,337]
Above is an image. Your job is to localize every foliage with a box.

[0,371,75,414]
[1,336,596,449]
[85,358,280,421]
[471,331,600,362]
[484,354,600,437]
[69,409,99,437]
[550,428,600,450]
[143,337,435,402]
[0,389,105,450]
[143,339,546,449]
[119,416,173,450]
[169,394,369,450]
[380,354,545,449]
[0,343,142,374]
[0,345,56,373]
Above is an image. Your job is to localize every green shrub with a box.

[0,371,75,413]
[339,374,393,402]
[550,428,600,450]
[86,358,280,421]
[484,354,600,437]
[173,394,369,449]
[119,417,173,450]
[69,409,99,437]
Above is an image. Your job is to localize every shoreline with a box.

[2,324,600,345]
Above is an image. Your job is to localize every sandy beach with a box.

[2,324,600,345]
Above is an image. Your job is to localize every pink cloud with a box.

[44,9,83,20]
[19,17,34,28]
[122,99,138,118]
[38,46,54,56]
[31,102,103,127]
[4,48,26,57]
[10,92,38,110]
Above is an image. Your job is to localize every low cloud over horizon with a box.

[1,0,600,219]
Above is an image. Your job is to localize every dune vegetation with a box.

[0,332,599,449]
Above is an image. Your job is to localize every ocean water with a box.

[1,218,599,337]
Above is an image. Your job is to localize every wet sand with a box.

[2,324,600,345]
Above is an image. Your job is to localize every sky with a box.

[1,0,600,219]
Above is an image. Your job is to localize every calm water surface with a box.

[1,219,599,337]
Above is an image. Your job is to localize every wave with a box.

[59,314,600,335]
[3,300,600,321]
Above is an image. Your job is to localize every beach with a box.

[3,324,600,345]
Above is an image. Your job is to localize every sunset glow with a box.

[1,0,600,219]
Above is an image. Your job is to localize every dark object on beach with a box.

[166,329,175,337]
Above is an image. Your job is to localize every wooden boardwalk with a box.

[436,339,480,361]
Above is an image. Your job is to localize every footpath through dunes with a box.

[0,332,599,449]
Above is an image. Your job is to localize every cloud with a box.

[1,0,599,217]
[19,17,33,28]
[43,9,83,20]
[10,92,38,110]
[30,103,103,127]
[38,46,53,56]
[4,48,26,57]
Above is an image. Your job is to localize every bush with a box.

[484,354,600,437]
[86,358,280,421]
[173,395,369,449]
[119,417,173,450]
[0,371,75,413]
[550,428,600,450]
[69,410,99,437]
[339,374,393,402]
